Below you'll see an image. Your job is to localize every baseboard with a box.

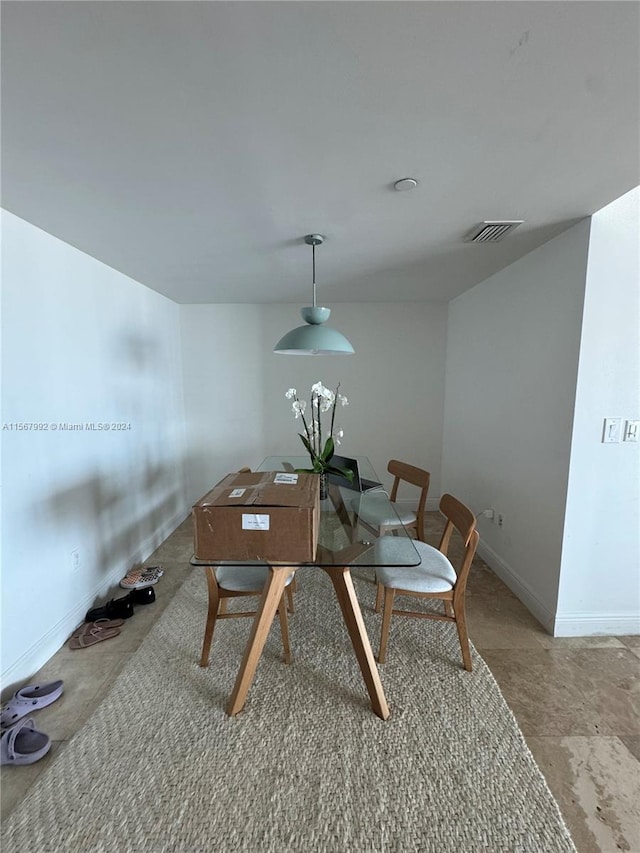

[1,506,189,693]
[476,540,556,634]
[475,541,640,637]
[553,613,640,637]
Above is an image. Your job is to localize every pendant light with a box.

[273,235,355,355]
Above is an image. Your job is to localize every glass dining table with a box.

[191,455,421,720]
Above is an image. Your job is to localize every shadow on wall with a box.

[41,458,185,579]
[42,326,187,583]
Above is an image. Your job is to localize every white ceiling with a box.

[2,1,639,305]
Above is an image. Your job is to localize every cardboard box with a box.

[192,471,320,563]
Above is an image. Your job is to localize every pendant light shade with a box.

[274,235,355,356]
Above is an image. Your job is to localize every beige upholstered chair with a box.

[373,493,479,671]
[353,460,430,541]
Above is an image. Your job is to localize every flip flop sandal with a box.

[119,565,163,590]
[1,680,64,729]
[92,617,125,629]
[1,717,51,766]
[68,624,121,650]
[71,619,125,639]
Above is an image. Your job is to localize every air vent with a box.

[467,221,524,243]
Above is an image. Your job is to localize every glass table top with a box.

[190,456,421,569]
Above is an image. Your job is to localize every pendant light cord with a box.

[312,242,317,308]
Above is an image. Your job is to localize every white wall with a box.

[441,220,591,631]
[180,304,268,503]
[557,188,640,635]
[1,211,187,687]
[180,302,447,506]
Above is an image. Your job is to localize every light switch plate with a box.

[603,418,621,443]
[623,420,639,442]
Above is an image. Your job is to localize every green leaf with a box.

[298,433,316,460]
[320,436,335,463]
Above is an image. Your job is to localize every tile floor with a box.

[2,514,639,852]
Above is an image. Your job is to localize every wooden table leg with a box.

[323,565,390,721]
[226,565,293,716]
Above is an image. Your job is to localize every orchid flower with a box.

[284,382,353,483]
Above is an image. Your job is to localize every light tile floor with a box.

[2,514,639,852]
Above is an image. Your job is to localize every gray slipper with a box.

[0,717,51,765]
[0,680,64,729]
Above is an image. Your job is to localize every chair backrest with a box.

[387,460,430,541]
[438,493,479,597]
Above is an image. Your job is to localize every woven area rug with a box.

[2,566,575,852]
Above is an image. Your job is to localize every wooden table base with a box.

[226,565,292,716]
[226,565,390,720]
[322,565,390,720]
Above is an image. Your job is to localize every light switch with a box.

[603,418,621,443]
[623,420,639,442]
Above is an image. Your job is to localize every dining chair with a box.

[352,459,430,541]
[198,466,295,668]
[199,562,294,668]
[372,493,479,671]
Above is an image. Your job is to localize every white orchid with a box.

[284,382,353,483]
[292,400,306,419]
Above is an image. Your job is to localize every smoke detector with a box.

[467,221,524,242]
[393,178,418,191]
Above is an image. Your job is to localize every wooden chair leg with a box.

[378,586,395,663]
[454,601,473,672]
[375,582,384,613]
[218,599,228,615]
[200,567,220,668]
[444,600,454,618]
[278,593,292,664]
[286,583,295,614]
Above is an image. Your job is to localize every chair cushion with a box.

[351,494,417,528]
[374,539,457,594]
[215,563,295,592]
